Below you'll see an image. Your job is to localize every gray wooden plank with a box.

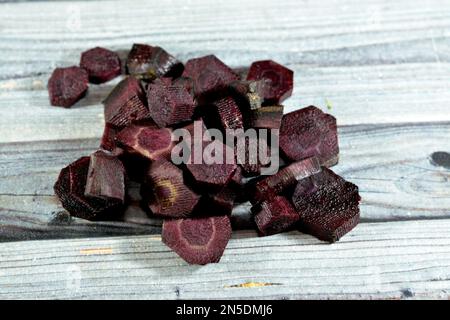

[1,122,449,242]
[2,62,450,142]
[0,0,449,300]
[0,219,450,299]
[1,0,450,142]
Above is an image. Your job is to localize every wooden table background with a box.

[1,0,450,299]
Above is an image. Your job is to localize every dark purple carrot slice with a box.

[195,165,242,215]
[118,153,150,183]
[162,215,232,265]
[249,105,284,129]
[126,44,183,80]
[252,195,300,236]
[192,195,233,218]
[186,139,237,191]
[48,66,88,108]
[170,119,207,162]
[228,80,265,111]
[186,161,237,191]
[292,167,360,242]
[182,55,238,100]
[54,157,124,220]
[116,124,174,161]
[84,150,126,203]
[279,106,339,167]
[147,80,196,127]
[235,135,271,176]
[181,118,206,136]
[103,77,152,128]
[142,160,199,218]
[212,96,244,130]
[99,123,117,152]
[250,156,321,204]
[246,60,293,104]
[194,182,237,217]
[80,47,121,84]
[152,77,173,87]
[229,165,243,189]
[209,186,236,215]
[231,166,251,203]
[241,174,265,203]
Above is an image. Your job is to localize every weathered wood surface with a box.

[1,0,450,142]
[1,122,449,241]
[1,220,450,300]
[0,0,450,299]
[2,63,450,143]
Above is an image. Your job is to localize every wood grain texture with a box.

[3,62,450,142]
[1,219,450,299]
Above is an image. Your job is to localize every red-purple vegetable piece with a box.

[99,123,123,155]
[116,124,174,161]
[236,135,271,176]
[85,150,126,203]
[118,153,150,183]
[229,165,243,189]
[194,180,237,217]
[229,80,265,111]
[249,105,284,129]
[252,195,300,236]
[147,80,196,127]
[143,160,200,218]
[186,139,237,191]
[126,44,183,80]
[280,106,339,167]
[54,157,123,220]
[103,77,152,128]
[48,66,88,108]
[209,187,236,215]
[213,96,244,130]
